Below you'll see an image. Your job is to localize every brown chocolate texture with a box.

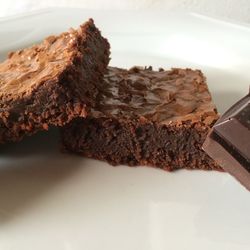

[0,19,110,143]
[203,92,250,191]
[62,66,221,171]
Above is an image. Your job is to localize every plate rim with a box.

[1,6,250,32]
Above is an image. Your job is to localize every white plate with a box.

[0,8,250,250]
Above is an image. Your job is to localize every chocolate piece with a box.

[62,66,221,171]
[0,19,110,143]
[203,91,250,190]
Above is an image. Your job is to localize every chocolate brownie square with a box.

[61,66,221,171]
[0,19,110,143]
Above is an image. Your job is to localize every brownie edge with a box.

[0,19,110,143]
[61,67,221,171]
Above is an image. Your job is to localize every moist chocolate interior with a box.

[62,66,221,171]
[0,19,110,143]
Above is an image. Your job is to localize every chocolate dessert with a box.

[0,19,110,143]
[203,91,250,190]
[62,66,221,171]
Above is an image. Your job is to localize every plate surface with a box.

[0,8,250,250]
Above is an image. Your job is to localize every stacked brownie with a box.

[0,19,110,143]
[61,66,221,171]
[0,19,220,171]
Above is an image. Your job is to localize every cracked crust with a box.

[61,66,221,171]
[0,19,110,143]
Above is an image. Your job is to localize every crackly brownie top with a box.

[93,66,218,124]
[0,19,95,103]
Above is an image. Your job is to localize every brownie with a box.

[61,66,221,171]
[0,19,110,143]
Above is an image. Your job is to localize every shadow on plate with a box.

[0,128,61,157]
[0,129,83,224]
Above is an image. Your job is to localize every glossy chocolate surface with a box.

[93,67,218,125]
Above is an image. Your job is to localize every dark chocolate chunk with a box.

[62,66,221,171]
[0,19,110,143]
[203,92,250,191]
